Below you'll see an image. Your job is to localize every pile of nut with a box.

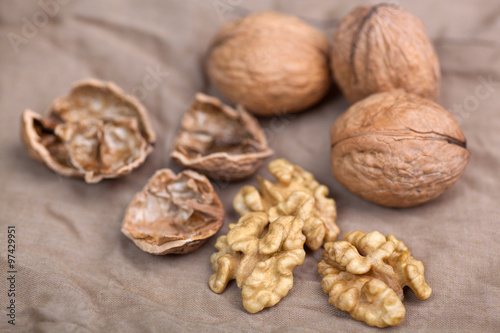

[20,4,471,328]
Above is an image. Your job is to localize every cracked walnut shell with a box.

[21,79,156,183]
[209,212,305,313]
[170,93,273,181]
[234,159,339,250]
[330,90,470,207]
[207,11,331,116]
[318,231,431,327]
[332,4,441,104]
[121,169,224,255]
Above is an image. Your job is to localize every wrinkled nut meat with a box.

[318,231,431,327]
[234,159,339,250]
[170,93,273,181]
[332,4,441,104]
[121,169,224,255]
[21,79,156,183]
[209,212,306,313]
[330,90,470,207]
[207,11,331,116]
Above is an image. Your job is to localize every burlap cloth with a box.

[1,1,499,332]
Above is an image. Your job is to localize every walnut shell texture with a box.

[170,93,273,181]
[332,4,441,104]
[330,91,470,207]
[121,169,225,255]
[207,11,331,116]
[21,79,156,183]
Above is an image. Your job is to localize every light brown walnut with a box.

[170,93,272,181]
[121,169,224,255]
[209,212,305,313]
[330,90,470,207]
[233,159,339,250]
[332,4,441,104]
[21,79,156,183]
[207,11,331,116]
[318,231,431,327]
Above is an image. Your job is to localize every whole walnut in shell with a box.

[332,4,441,104]
[21,79,156,183]
[170,93,273,181]
[330,90,470,207]
[207,11,331,116]
[121,169,224,255]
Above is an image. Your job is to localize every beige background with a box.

[1,0,499,332]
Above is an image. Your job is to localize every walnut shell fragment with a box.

[121,169,225,255]
[318,231,432,327]
[330,91,470,207]
[209,212,306,313]
[170,93,273,181]
[21,79,156,183]
[234,159,339,250]
[207,11,331,116]
[332,4,441,104]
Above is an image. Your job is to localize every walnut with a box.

[21,79,156,183]
[233,159,339,250]
[206,11,331,116]
[318,231,431,327]
[330,90,470,207]
[121,169,224,255]
[209,212,306,313]
[332,4,441,104]
[170,93,273,181]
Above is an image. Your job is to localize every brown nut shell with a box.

[121,169,225,255]
[330,91,470,207]
[170,93,273,181]
[332,4,440,104]
[21,79,156,183]
[207,11,331,116]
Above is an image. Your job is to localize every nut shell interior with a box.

[171,93,273,181]
[121,169,225,255]
[21,79,156,183]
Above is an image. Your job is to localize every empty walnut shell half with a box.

[170,93,273,181]
[21,79,156,183]
[330,90,470,207]
[207,11,331,116]
[332,4,441,104]
[121,169,225,255]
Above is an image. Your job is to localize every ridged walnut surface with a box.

[330,90,470,207]
[209,212,305,313]
[318,231,432,327]
[207,11,331,116]
[121,169,224,255]
[21,79,156,183]
[170,93,273,181]
[332,4,441,104]
[233,159,339,250]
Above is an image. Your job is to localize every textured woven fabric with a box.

[0,1,499,332]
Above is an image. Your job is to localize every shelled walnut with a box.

[121,169,224,255]
[332,4,441,104]
[209,212,305,313]
[207,11,331,116]
[21,79,156,183]
[233,159,339,250]
[170,93,272,181]
[330,90,470,207]
[318,231,431,327]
